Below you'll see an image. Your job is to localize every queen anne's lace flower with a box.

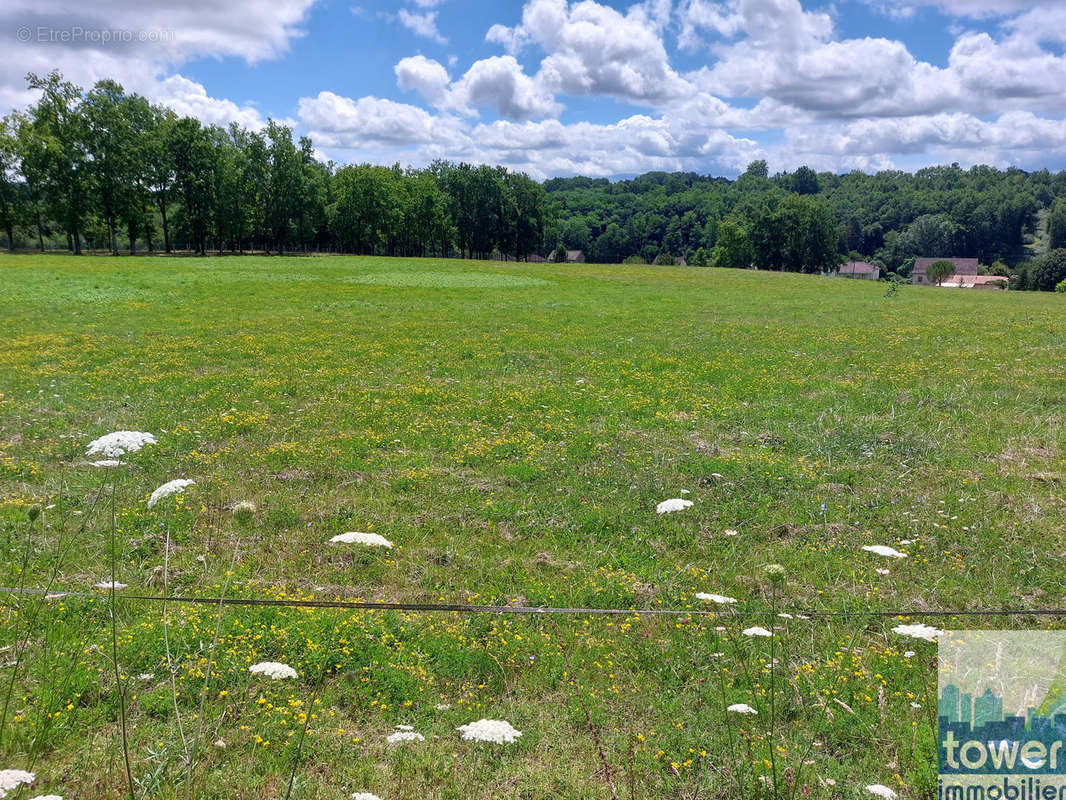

[28,795,63,800]
[656,498,693,514]
[386,730,424,743]
[742,626,772,637]
[456,718,522,743]
[90,460,123,468]
[85,431,156,459]
[0,769,35,796]
[727,703,758,714]
[93,581,128,590]
[862,545,907,558]
[866,785,897,800]
[249,661,298,680]
[147,479,195,508]
[350,794,382,800]
[696,593,737,604]
[892,623,942,642]
[329,532,393,548]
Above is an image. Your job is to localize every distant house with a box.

[525,253,549,263]
[837,261,880,281]
[549,249,585,263]
[941,274,1009,290]
[912,257,979,285]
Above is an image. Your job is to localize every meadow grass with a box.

[2,253,1065,798]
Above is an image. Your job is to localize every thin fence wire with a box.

[4,585,1066,618]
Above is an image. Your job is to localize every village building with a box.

[836,261,880,280]
[912,257,978,285]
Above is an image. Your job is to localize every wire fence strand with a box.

[4,585,1066,619]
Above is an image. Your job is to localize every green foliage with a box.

[554,243,568,263]
[1030,249,1066,292]
[1056,278,1066,293]
[621,254,645,264]
[689,247,708,267]
[711,218,753,268]
[1049,198,1066,251]
[652,252,676,266]
[925,259,956,285]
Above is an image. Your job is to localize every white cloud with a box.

[151,75,272,129]
[398,9,447,44]
[298,90,466,148]
[395,55,452,105]
[487,0,692,105]
[450,55,560,120]
[0,0,313,126]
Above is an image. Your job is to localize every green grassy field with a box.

[2,253,1065,799]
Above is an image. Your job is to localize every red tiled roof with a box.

[913,257,980,276]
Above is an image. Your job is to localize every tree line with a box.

[0,72,550,259]
[5,71,1066,290]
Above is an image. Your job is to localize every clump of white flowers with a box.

[329,532,393,548]
[727,703,758,715]
[866,785,897,800]
[456,719,522,744]
[350,794,382,800]
[0,769,35,796]
[742,626,772,637]
[696,593,737,604]
[892,623,942,642]
[93,581,128,591]
[147,479,195,508]
[386,730,425,744]
[28,795,64,800]
[656,498,693,514]
[862,545,907,558]
[85,431,156,460]
[232,501,257,526]
[248,661,298,680]
[90,460,124,468]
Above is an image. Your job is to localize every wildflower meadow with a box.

[2,253,1065,798]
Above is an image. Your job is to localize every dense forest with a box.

[4,71,1066,290]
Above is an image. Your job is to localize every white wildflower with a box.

[435,703,451,711]
[727,703,758,715]
[0,770,35,795]
[910,702,922,709]
[695,593,737,604]
[28,796,63,800]
[213,739,226,750]
[386,730,424,744]
[329,532,393,548]
[866,785,897,800]
[892,623,942,642]
[656,498,693,514]
[777,613,793,619]
[903,651,916,658]
[93,581,128,590]
[137,673,155,681]
[899,539,914,545]
[395,724,414,731]
[249,661,298,680]
[679,489,691,495]
[862,545,907,558]
[742,626,772,637]
[90,459,124,468]
[85,431,156,459]
[457,718,522,744]
[723,529,739,536]
[147,479,195,508]
[351,794,383,800]
[875,568,890,575]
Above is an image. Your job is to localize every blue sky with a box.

[4,0,1066,178]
